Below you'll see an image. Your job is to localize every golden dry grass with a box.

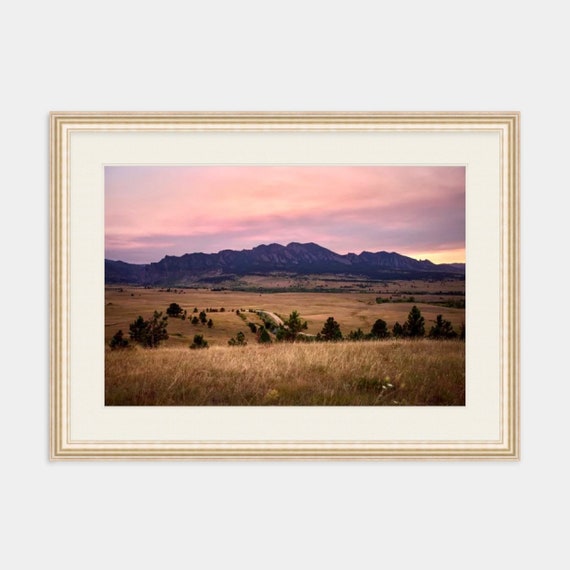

[105,340,465,406]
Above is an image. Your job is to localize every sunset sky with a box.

[105,166,465,265]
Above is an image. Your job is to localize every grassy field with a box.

[106,340,465,406]
[105,285,465,406]
[105,286,465,347]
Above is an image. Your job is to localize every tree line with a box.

[264,305,464,344]
[110,303,463,351]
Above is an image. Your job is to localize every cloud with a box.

[105,166,465,263]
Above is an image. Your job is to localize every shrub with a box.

[190,334,208,349]
[191,316,199,325]
[109,329,129,349]
[347,328,365,341]
[166,302,183,318]
[207,318,213,328]
[228,331,247,346]
[258,326,272,344]
[247,322,257,333]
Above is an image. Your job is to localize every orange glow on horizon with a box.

[405,249,466,265]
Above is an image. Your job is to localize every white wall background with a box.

[1,1,566,569]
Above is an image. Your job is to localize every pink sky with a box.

[105,166,465,264]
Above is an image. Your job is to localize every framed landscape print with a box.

[50,112,519,459]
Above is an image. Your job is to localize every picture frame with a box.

[50,112,519,460]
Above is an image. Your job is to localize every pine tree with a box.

[402,305,425,338]
[428,314,458,339]
[392,322,404,337]
[347,328,365,341]
[145,311,169,347]
[370,318,390,339]
[129,316,148,343]
[319,316,343,341]
[129,312,169,347]
[276,310,308,341]
[109,329,129,349]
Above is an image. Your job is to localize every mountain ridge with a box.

[105,242,465,286]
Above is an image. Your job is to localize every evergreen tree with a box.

[129,316,148,343]
[145,311,169,347]
[392,322,404,337]
[347,328,365,341]
[191,316,199,325]
[109,329,129,349]
[276,310,308,341]
[402,305,425,338]
[129,312,169,347]
[207,318,213,328]
[199,310,207,324]
[428,314,458,339]
[319,316,343,341]
[370,318,390,339]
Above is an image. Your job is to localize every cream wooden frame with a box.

[50,112,519,460]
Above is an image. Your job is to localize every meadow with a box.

[105,284,465,346]
[105,284,465,406]
[106,340,464,406]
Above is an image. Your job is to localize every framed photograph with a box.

[50,112,519,460]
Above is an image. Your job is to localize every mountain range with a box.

[105,242,465,286]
